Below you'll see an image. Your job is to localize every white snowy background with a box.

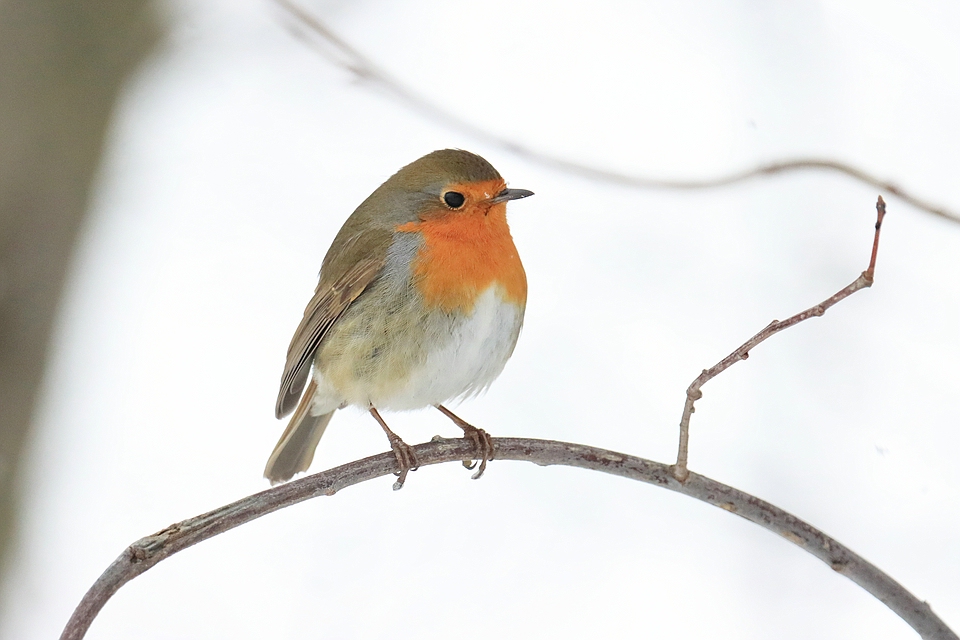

[2,1,959,638]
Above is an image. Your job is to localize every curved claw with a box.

[468,428,494,480]
[435,405,495,480]
[387,437,419,490]
[370,407,419,490]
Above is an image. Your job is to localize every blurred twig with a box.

[61,435,956,640]
[272,0,959,225]
[672,196,887,481]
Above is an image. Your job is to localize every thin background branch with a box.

[272,0,959,226]
[61,437,957,640]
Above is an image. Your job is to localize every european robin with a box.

[265,149,533,488]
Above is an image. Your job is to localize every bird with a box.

[265,149,533,488]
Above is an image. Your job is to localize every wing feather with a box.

[274,256,384,418]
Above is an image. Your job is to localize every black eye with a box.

[443,191,465,209]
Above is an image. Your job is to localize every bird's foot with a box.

[386,432,420,490]
[436,405,494,480]
[369,407,419,490]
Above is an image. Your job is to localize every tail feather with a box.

[264,380,335,484]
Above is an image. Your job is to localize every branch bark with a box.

[272,0,958,225]
[61,436,956,640]
[672,196,887,481]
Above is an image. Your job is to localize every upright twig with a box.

[672,196,887,481]
[60,433,954,640]
[271,0,958,225]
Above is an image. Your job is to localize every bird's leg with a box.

[436,405,494,480]
[369,407,419,490]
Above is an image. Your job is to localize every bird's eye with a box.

[443,191,466,209]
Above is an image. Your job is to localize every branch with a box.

[271,0,959,225]
[672,196,887,481]
[61,435,955,640]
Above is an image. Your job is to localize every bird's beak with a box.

[489,188,534,204]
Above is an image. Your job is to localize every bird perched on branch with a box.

[266,149,533,488]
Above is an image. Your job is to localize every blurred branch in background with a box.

[0,0,160,579]
[273,0,959,226]
[60,437,958,640]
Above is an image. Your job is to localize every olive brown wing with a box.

[274,255,384,419]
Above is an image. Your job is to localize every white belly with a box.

[382,286,523,410]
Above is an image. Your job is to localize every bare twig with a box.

[271,0,958,225]
[672,196,887,481]
[61,434,955,640]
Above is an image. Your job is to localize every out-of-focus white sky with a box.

[2,1,959,638]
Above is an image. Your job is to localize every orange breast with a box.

[397,194,526,313]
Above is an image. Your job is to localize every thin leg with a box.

[436,405,494,480]
[369,407,419,490]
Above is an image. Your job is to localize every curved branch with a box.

[61,437,956,640]
[272,0,959,225]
